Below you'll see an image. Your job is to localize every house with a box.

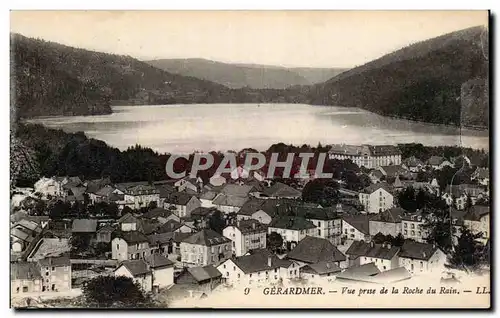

[328,145,401,169]
[11,220,42,254]
[180,229,232,267]
[112,231,151,262]
[402,156,424,172]
[142,207,180,224]
[261,182,301,199]
[199,190,220,208]
[37,255,72,292]
[26,238,71,262]
[148,232,192,259]
[369,170,384,184]
[145,254,175,289]
[87,184,124,204]
[426,156,453,170]
[209,174,227,187]
[34,177,81,198]
[300,261,342,281]
[472,167,489,186]
[369,207,403,237]
[11,262,43,294]
[155,183,176,208]
[278,205,342,245]
[442,184,486,209]
[342,214,372,242]
[117,213,140,232]
[401,212,429,243]
[463,205,490,243]
[286,236,346,268]
[217,249,299,285]
[223,219,267,257]
[175,265,223,293]
[189,207,216,229]
[156,219,195,234]
[96,225,115,243]
[212,194,249,214]
[114,259,153,293]
[267,216,317,250]
[237,198,280,224]
[358,182,394,214]
[115,182,161,210]
[164,192,202,218]
[345,240,400,272]
[175,177,203,193]
[398,240,446,275]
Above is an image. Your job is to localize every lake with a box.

[26,104,489,154]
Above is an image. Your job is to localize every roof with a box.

[370,207,404,223]
[142,207,173,219]
[11,262,42,280]
[38,255,71,267]
[14,219,42,233]
[94,185,116,197]
[336,263,381,281]
[277,205,339,221]
[370,267,412,284]
[72,219,98,233]
[145,254,174,268]
[286,236,346,263]
[155,184,175,198]
[368,145,401,156]
[232,219,267,234]
[116,231,149,244]
[300,261,342,275]
[346,241,400,260]
[238,198,280,216]
[220,184,255,197]
[117,259,151,276]
[118,213,138,224]
[427,156,446,166]
[182,229,231,246]
[342,214,372,235]
[398,240,439,261]
[97,225,115,233]
[200,191,219,201]
[444,184,485,197]
[11,227,35,243]
[115,182,159,195]
[212,194,248,207]
[187,265,222,282]
[360,182,392,194]
[232,249,293,274]
[269,216,316,231]
[157,219,184,233]
[148,232,191,245]
[329,144,368,156]
[165,192,196,205]
[474,167,489,179]
[262,182,301,198]
[85,177,112,194]
[370,170,384,179]
[27,238,71,260]
[190,207,216,217]
[379,165,407,177]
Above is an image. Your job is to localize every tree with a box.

[70,233,92,256]
[208,210,226,234]
[83,276,150,308]
[302,179,339,207]
[267,232,284,253]
[448,226,485,272]
[423,209,453,253]
[391,233,405,247]
[49,200,71,219]
[372,232,387,244]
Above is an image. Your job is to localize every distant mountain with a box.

[145,58,347,89]
[307,26,489,128]
[11,34,240,118]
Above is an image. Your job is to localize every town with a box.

[10,143,490,307]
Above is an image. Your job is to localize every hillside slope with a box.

[11,34,239,118]
[145,58,348,89]
[308,26,489,128]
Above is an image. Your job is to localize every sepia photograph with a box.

[9,10,490,309]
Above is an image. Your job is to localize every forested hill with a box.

[11,34,240,118]
[307,26,489,128]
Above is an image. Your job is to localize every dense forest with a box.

[306,26,489,128]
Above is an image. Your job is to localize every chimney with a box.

[370,241,375,248]
[422,252,427,258]
[252,222,256,230]
[267,256,272,267]
[386,243,392,249]
[432,243,437,249]
[326,262,331,269]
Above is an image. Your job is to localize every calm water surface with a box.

[26,104,489,154]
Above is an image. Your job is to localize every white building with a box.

[223,219,267,257]
[180,229,232,267]
[401,212,429,243]
[398,240,446,275]
[217,250,299,285]
[345,240,400,272]
[267,216,317,250]
[358,182,394,214]
[328,145,401,169]
[341,215,372,242]
[463,205,490,244]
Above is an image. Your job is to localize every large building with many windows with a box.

[328,144,402,169]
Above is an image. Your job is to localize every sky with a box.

[10,10,488,68]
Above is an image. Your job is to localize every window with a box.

[233,266,236,271]
[411,231,415,235]
[226,272,229,276]
[224,264,226,269]
[404,223,407,228]
[45,272,49,276]
[274,268,278,273]
[237,274,240,278]
[383,266,386,270]
[420,261,423,268]
[23,286,28,293]
[404,230,407,235]
[294,270,297,275]
[249,274,252,278]
[411,224,415,229]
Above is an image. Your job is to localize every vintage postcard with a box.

[9,10,490,309]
